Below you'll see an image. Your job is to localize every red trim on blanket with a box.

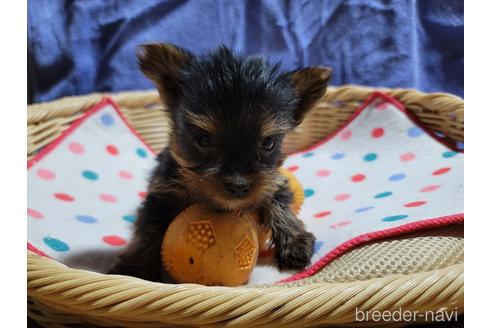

[27,242,50,258]
[288,92,463,155]
[27,98,157,256]
[278,213,464,283]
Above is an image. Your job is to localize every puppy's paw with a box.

[275,231,316,271]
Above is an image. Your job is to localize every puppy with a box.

[110,44,332,282]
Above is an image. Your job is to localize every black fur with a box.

[110,44,331,281]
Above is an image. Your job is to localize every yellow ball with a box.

[162,204,259,286]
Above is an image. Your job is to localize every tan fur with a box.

[186,111,217,134]
[261,115,292,137]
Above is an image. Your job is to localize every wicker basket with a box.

[27,85,464,327]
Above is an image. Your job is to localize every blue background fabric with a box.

[27,0,463,103]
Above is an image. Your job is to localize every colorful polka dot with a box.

[442,151,458,158]
[340,130,352,141]
[316,169,331,177]
[332,152,345,160]
[314,210,331,218]
[375,191,392,199]
[286,165,299,172]
[382,215,409,222]
[76,215,98,223]
[82,170,99,180]
[335,193,351,201]
[363,153,378,162]
[420,184,440,192]
[68,142,84,154]
[106,144,119,156]
[313,240,324,253]
[432,167,451,176]
[138,191,147,199]
[36,168,56,180]
[43,237,70,252]
[371,127,384,138]
[118,170,134,179]
[54,193,75,202]
[136,148,148,158]
[123,215,136,223]
[103,235,127,246]
[101,113,115,126]
[100,193,117,203]
[304,189,315,198]
[407,127,423,138]
[355,206,375,213]
[330,220,352,229]
[389,173,406,181]
[27,208,44,219]
[400,152,415,162]
[351,174,365,182]
[404,201,427,208]
[302,152,315,158]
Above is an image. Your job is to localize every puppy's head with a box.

[138,44,331,211]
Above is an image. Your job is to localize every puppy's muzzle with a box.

[224,174,251,198]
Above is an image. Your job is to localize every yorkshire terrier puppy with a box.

[110,44,331,282]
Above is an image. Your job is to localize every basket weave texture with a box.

[27,86,464,327]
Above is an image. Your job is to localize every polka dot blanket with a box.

[27,93,463,285]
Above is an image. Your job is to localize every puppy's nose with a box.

[225,175,251,197]
[227,183,251,197]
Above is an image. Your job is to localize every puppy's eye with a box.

[261,137,275,151]
[196,134,212,147]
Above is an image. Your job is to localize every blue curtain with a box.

[28,0,463,103]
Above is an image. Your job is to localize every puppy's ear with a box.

[137,43,193,108]
[285,66,332,125]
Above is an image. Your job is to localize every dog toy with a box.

[161,168,304,286]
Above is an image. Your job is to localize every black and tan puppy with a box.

[110,44,331,282]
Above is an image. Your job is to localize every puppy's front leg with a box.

[262,184,316,270]
[109,193,186,281]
